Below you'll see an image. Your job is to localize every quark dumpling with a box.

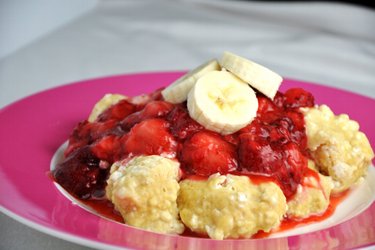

[287,161,334,218]
[177,174,287,240]
[106,155,184,234]
[302,105,374,193]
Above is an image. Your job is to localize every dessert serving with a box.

[52,52,374,240]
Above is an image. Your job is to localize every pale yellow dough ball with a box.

[287,161,334,218]
[106,155,184,234]
[177,174,287,240]
[302,105,374,193]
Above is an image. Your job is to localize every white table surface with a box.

[1,0,374,249]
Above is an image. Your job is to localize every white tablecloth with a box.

[1,1,374,249]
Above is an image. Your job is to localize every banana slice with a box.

[88,94,126,122]
[220,51,282,99]
[161,59,221,104]
[187,70,258,135]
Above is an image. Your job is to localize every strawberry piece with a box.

[269,124,291,145]
[257,94,278,116]
[167,104,203,140]
[180,131,238,176]
[239,90,310,198]
[120,101,174,130]
[123,118,177,157]
[65,121,92,156]
[65,119,121,157]
[284,110,304,130]
[283,88,314,109]
[54,146,107,199]
[97,99,136,122]
[238,119,270,138]
[141,100,174,117]
[222,133,240,146]
[91,135,122,163]
[277,143,307,197]
[283,111,307,149]
[89,119,122,141]
[239,131,307,198]
[129,88,164,110]
[273,91,286,109]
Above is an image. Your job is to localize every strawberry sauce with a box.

[253,189,351,239]
[78,186,350,239]
[52,86,346,238]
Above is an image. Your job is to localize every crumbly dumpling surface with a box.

[287,161,333,218]
[106,155,184,234]
[302,105,374,193]
[178,174,287,240]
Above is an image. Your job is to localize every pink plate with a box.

[0,72,374,250]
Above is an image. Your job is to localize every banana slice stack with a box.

[162,52,283,135]
[220,52,282,99]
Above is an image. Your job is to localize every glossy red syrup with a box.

[53,88,314,200]
[81,199,124,223]
[52,86,347,238]
[253,189,351,239]
[79,186,350,239]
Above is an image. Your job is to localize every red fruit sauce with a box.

[52,87,346,238]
